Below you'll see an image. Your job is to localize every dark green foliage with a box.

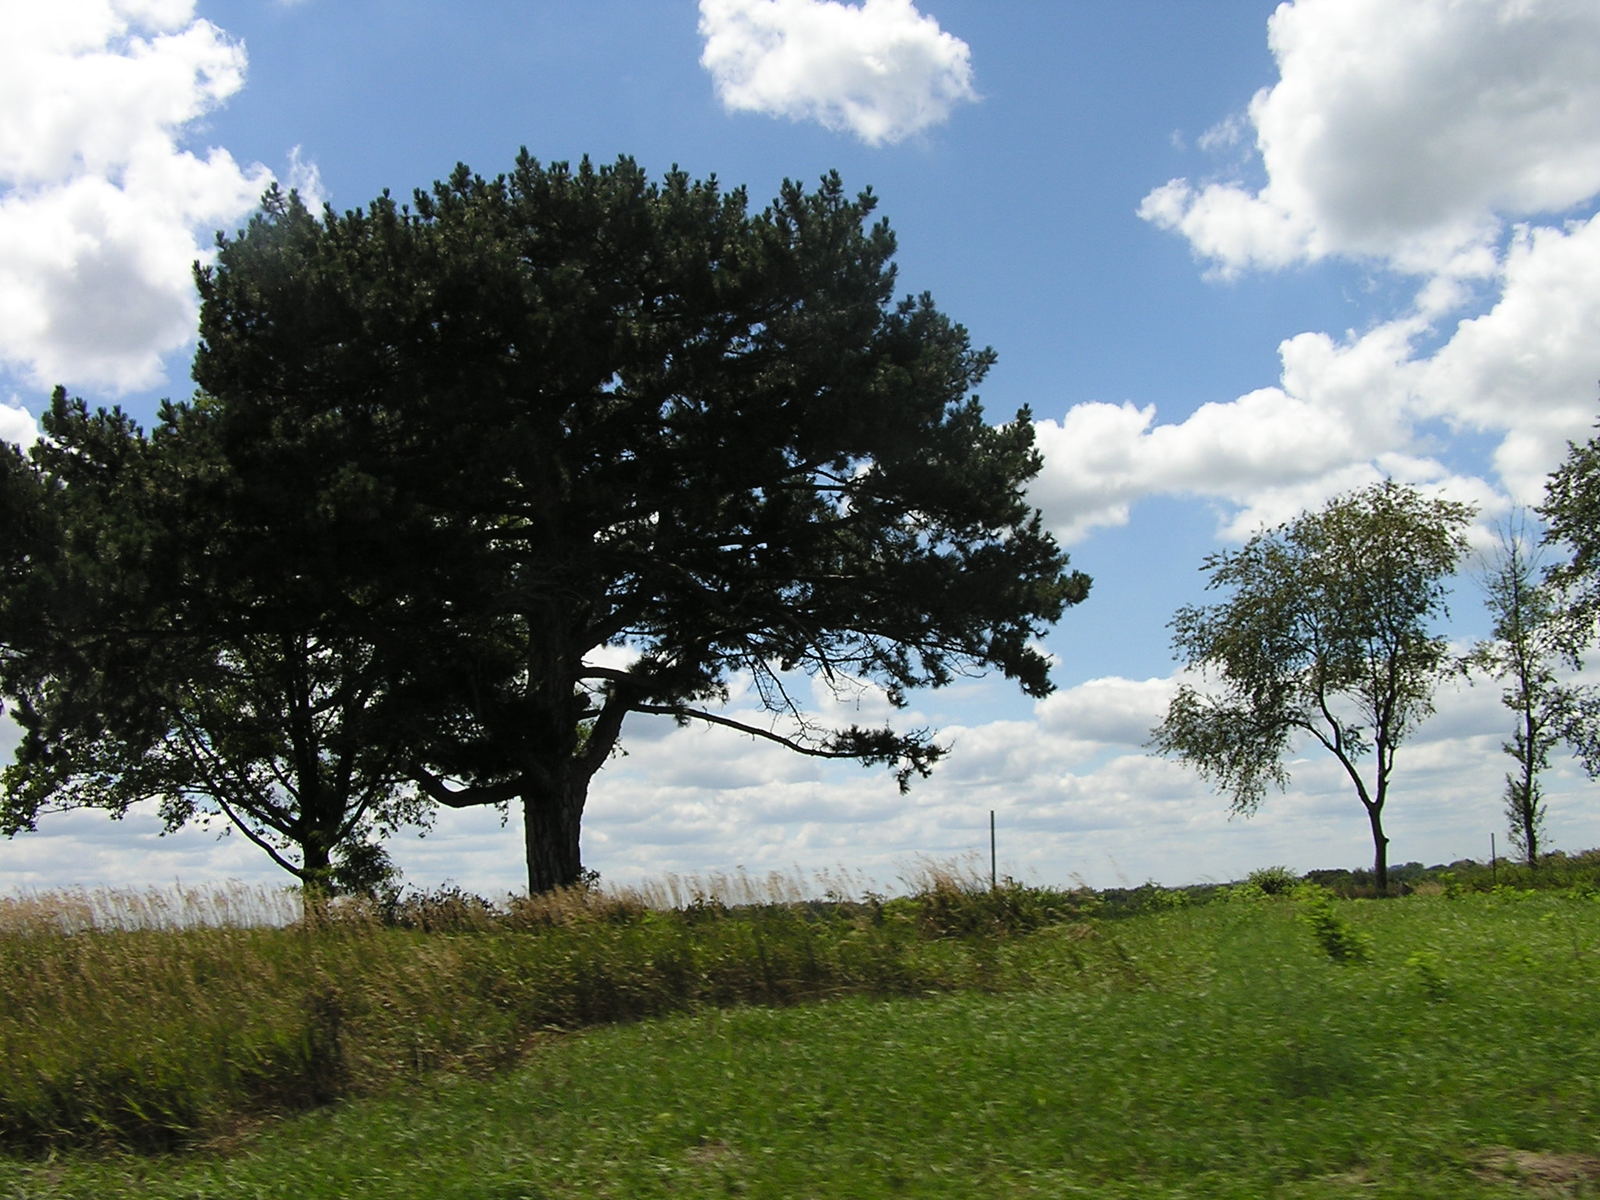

[1246,864,1298,895]
[0,154,1086,898]
[182,153,1089,893]
[1152,480,1473,894]
[1541,406,1600,635]
[0,392,429,905]
[0,444,56,651]
[1295,885,1372,963]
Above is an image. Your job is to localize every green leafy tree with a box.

[1541,411,1600,629]
[1539,409,1600,773]
[1151,481,1473,895]
[0,391,427,909]
[190,153,1090,893]
[1468,516,1580,867]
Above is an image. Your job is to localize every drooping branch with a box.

[631,701,944,790]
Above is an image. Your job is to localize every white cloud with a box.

[0,1,273,393]
[1137,178,1314,277]
[1029,252,1597,546]
[1075,1,1600,547]
[0,397,38,447]
[698,0,977,145]
[1416,214,1600,502]
[1029,347,1419,545]
[284,143,326,209]
[1140,0,1600,277]
[8,662,1596,896]
[1195,113,1247,156]
[1034,676,1175,746]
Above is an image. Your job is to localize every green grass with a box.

[0,872,1095,1153]
[3,887,1599,1198]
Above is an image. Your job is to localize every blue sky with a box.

[3,0,1599,896]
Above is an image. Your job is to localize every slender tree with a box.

[190,154,1090,893]
[1151,481,1473,894]
[1469,517,1576,867]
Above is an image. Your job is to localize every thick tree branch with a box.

[408,762,521,809]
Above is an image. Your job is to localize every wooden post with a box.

[990,810,997,891]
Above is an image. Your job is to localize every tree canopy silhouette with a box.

[0,392,429,907]
[132,152,1089,893]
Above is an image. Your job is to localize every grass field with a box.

[2,873,1598,1198]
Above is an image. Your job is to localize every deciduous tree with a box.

[0,391,428,909]
[1151,481,1473,894]
[1539,409,1600,773]
[1468,517,1579,867]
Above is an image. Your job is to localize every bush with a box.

[1295,885,1372,964]
[379,885,501,933]
[903,867,1097,939]
[1132,881,1190,912]
[1246,865,1299,896]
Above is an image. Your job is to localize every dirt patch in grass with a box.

[1475,1149,1600,1194]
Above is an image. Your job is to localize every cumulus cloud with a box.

[698,0,977,145]
[1416,214,1600,501]
[1029,330,1426,545]
[0,398,38,447]
[1028,290,1573,546]
[9,663,1588,894]
[559,662,1574,892]
[0,1,274,393]
[1034,676,1176,746]
[1054,0,1600,546]
[1139,0,1600,277]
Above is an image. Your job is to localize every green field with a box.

[3,876,1599,1198]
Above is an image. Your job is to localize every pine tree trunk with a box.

[299,839,334,923]
[522,778,587,894]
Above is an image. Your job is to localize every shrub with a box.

[1296,885,1372,964]
[1132,881,1190,912]
[1406,950,1448,1001]
[903,866,1096,939]
[1220,880,1268,903]
[1246,865,1299,896]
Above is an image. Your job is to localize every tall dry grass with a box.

[1,869,1091,1155]
[0,883,304,935]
